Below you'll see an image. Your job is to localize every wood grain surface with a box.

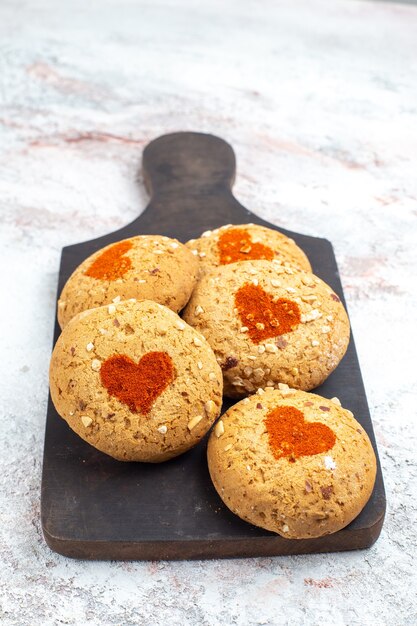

[41,132,386,560]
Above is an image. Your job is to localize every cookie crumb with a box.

[265,343,277,353]
[81,416,93,427]
[91,359,101,371]
[86,342,94,352]
[324,456,337,470]
[253,368,265,382]
[301,275,315,286]
[195,305,205,316]
[157,425,168,434]
[301,309,322,323]
[331,397,341,406]
[205,400,217,417]
[214,420,225,438]
[188,415,203,430]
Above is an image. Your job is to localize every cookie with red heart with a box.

[182,259,350,397]
[57,235,199,329]
[207,388,376,539]
[186,223,311,276]
[49,299,223,462]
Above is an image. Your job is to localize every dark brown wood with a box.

[41,132,386,560]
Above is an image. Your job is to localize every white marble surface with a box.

[1,0,417,624]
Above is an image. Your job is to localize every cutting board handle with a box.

[65,131,307,252]
[142,132,236,198]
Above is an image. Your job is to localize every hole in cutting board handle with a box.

[142,131,236,198]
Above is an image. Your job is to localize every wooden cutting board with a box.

[41,132,386,560]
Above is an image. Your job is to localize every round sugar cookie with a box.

[57,235,199,328]
[186,223,311,276]
[207,388,377,539]
[49,299,223,462]
[182,260,350,397]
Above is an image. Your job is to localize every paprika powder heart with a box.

[234,283,301,343]
[100,351,175,414]
[218,228,274,265]
[265,405,336,461]
[85,240,133,280]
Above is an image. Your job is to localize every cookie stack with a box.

[51,235,223,463]
[49,224,376,539]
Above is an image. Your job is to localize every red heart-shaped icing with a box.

[265,406,336,461]
[235,283,301,343]
[86,240,133,281]
[100,352,175,414]
[218,228,274,265]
